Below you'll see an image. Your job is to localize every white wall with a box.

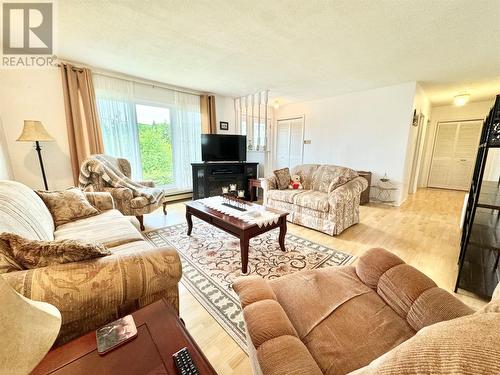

[419,99,494,187]
[404,84,431,198]
[0,117,13,180]
[0,68,74,189]
[275,82,417,205]
[215,94,236,134]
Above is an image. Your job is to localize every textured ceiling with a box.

[57,0,500,105]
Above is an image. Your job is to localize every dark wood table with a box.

[248,178,262,202]
[185,200,288,274]
[32,299,217,375]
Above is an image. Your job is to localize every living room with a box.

[1,1,499,374]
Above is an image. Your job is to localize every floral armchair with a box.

[79,154,168,230]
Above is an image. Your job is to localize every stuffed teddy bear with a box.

[289,174,303,190]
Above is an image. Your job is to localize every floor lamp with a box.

[17,120,54,191]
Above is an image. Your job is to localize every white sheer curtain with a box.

[92,73,202,192]
[93,75,142,180]
[171,92,202,191]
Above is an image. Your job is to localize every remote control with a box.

[173,347,199,375]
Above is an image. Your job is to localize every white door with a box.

[428,120,482,190]
[275,117,304,169]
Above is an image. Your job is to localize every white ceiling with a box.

[57,0,500,105]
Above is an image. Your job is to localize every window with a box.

[94,74,201,193]
[136,105,174,186]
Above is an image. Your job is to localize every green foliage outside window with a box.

[138,122,173,186]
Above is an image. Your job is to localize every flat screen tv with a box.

[201,134,247,162]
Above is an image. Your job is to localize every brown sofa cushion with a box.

[37,188,99,227]
[269,266,372,339]
[0,232,111,269]
[273,168,291,190]
[269,266,415,375]
[350,308,500,375]
[406,286,474,331]
[257,335,323,375]
[377,263,437,318]
[357,248,473,330]
[233,275,277,309]
[355,247,405,289]
[244,299,298,349]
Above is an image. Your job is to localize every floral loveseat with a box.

[0,180,182,345]
[262,164,368,235]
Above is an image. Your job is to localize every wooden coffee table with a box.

[32,299,217,375]
[185,200,289,274]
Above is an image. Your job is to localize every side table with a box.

[32,299,217,375]
[248,178,262,202]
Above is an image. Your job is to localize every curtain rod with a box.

[56,60,205,96]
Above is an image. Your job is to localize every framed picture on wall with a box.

[219,121,229,131]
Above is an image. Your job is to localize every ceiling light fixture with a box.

[453,94,470,106]
[273,100,280,109]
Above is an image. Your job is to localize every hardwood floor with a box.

[142,188,486,375]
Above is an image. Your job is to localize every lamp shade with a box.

[0,276,61,375]
[16,120,54,142]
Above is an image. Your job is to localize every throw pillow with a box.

[0,232,111,269]
[37,187,99,227]
[0,238,23,274]
[273,168,291,190]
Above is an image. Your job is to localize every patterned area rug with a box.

[144,219,354,351]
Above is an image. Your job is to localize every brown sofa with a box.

[234,248,500,375]
[0,180,182,345]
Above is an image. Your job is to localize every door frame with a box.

[427,119,482,190]
[273,115,305,170]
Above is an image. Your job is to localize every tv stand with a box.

[191,162,258,200]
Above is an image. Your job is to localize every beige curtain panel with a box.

[200,94,217,134]
[60,63,104,185]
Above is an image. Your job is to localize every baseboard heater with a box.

[164,191,192,202]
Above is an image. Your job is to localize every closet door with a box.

[275,117,304,169]
[428,120,482,190]
[275,120,291,169]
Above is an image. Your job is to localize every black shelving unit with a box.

[455,95,500,299]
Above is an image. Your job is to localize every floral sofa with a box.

[0,180,182,345]
[261,164,368,235]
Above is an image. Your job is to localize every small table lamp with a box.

[0,276,61,375]
[17,120,54,190]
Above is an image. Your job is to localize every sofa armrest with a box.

[84,191,114,211]
[261,176,278,192]
[2,246,182,327]
[233,276,323,375]
[103,187,133,201]
[261,176,278,205]
[138,180,155,188]
[328,176,368,207]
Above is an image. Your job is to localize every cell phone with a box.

[96,315,138,355]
